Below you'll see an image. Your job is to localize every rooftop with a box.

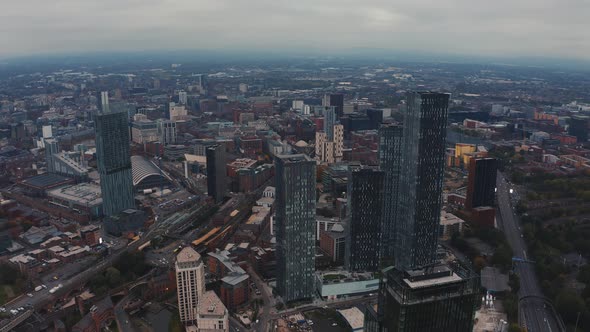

[176,247,201,263]
[47,183,102,206]
[197,290,227,317]
[338,307,365,331]
[21,173,72,189]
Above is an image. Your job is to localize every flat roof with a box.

[404,273,463,289]
[197,291,227,317]
[21,173,72,189]
[338,307,364,331]
[47,183,102,206]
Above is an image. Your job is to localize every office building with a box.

[206,145,226,203]
[378,124,403,263]
[365,263,479,332]
[44,138,60,173]
[275,154,316,302]
[94,95,135,217]
[466,158,497,209]
[395,92,449,270]
[178,90,188,105]
[324,93,344,118]
[97,91,109,111]
[157,119,177,144]
[345,167,384,272]
[175,247,205,324]
[131,119,159,144]
[568,115,589,143]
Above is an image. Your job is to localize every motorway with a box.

[496,172,565,332]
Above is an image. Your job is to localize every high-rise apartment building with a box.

[178,90,188,105]
[206,145,227,203]
[345,167,384,272]
[378,124,404,263]
[95,93,135,217]
[175,247,206,324]
[275,154,316,302]
[315,124,343,164]
[568,115,589,143]
[394,92,449,270]
[365,263,479,332]
[466,158,497,209]
[324,106,338,140]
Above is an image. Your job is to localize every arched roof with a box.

[131,155,170,187]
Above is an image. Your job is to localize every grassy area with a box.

[0,284,17,306]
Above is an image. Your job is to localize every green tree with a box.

[555,290,585,324]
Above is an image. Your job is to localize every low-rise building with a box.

[220,273,250,311]
[320,224,346,263]
[47,183,103,219]
[439,212,465,240]
[315,271,380,300]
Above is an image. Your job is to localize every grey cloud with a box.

[0,0,588,59]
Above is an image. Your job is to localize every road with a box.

[496,172,565,332]
[114,296,138,332]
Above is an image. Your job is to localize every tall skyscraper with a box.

[206,145,226,203]
[157,119,177,144]
[378,124,404,263]
[97,91,109,111]
[324,93,344,118]
[95,92,135,216]
[345,166,384,272]
[365,262,479,332]
[466,158,497,209]
[395,92,449,270]
[275,154,316,302]
[175,247,206,324]
[44,138,60,173]
[324,106,338,140]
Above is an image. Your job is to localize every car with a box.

[53,275,59,280]
[27,293,33,297]
[332,323,338,327]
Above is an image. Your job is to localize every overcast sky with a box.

[1,0,588,60]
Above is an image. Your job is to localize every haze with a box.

[1,0,589,60]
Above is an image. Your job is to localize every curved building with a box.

[131,155,171,191]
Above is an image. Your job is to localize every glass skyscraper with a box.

[95,92,135,217]
[395,92,450,270]
[378,124,404,264]
[345,166,384,272]
[366,262,480,332]
[206,144,227,204]
[275,154,316,303]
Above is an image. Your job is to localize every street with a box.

[496,172,565,332]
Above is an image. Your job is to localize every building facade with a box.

[275,154,316,302]
[345,167,384,272]
[466,158,497,209]
[365,263,479,332]
[175,247,205,324]
[206,145,227,203]
[94,102,135,217]
[378,124,403,264]
[395,92,449,270]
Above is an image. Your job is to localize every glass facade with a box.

[375,263,479,332]
[379,124,404,264]
[324,106,338,140]
[466,158,497,209]
[395,92,450,270]
[95,109,135,217]
[345,166,384,272]
[206,145,226,203]
[275,154,316,302]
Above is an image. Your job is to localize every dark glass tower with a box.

[378,124,404,264]
[206,145,226,204]
[366,262,480,332]
[568,115,589,143]
[326,93,344,118]
[466,158,497,209]
[275,154,316,302]
[95,93,135,217]
[395,92,449,270]
[345,166,384,272]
